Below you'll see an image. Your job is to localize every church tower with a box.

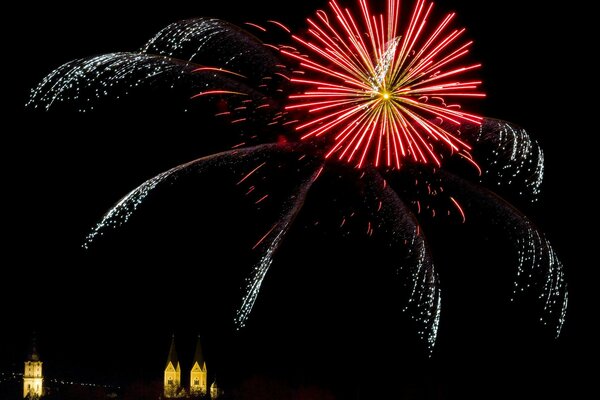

[210,379,220,399]
[190,335,208,396]
[164,335,181,398]
[23,336,43,398]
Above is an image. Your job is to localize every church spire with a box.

[166,334,179,369]
[164,334,181,398]
[193,335,205,369]
[28,332,40,362]
[210,378,220,399]
[190,335,208,395]
[23,332,43,398]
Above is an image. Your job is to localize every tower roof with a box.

[27,333,40,362]
[166,334,179,369]
[193,335,205,367]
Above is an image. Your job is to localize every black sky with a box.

[3,1,592,399]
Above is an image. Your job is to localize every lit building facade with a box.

[164,335,182,398]
[164,335,219,399]
[190,336,208,395]
[23,340,43,399]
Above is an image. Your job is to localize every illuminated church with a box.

[23,338,43,399]
[164,335,220,399]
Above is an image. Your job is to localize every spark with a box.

[268,20,292,33]
[244,22,267,32]
[192,67,247,79]
[253,224,278,250]
[314,166,325,180]
[255,194,270,204]
[191,90,247,98]
[237,162,266,185]
[264,43,280,51]
[286,0,484,169]
[449,196,466,223]
[275,72,291,80]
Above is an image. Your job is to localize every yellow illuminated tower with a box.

[23,337,43,398]
[210,379,220,399]
[190,335,208,395]
[164,335,181,398]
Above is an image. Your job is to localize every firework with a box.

[26,2,567,353]
[285,0,484,169]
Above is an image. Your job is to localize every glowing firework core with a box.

[286,0,485,169]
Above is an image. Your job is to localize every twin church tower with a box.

[164,335,219,399]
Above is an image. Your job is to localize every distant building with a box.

[163,335,219,399]
[164,335,182,398]
[189,336,208,396]
[23,337,43,399]
[209,380,219,399]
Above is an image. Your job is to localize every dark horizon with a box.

[3,1,591,399]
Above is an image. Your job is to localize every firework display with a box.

[27,0,567,352]
[286,0,483,169]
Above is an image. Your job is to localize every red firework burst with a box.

[284,0,485,169]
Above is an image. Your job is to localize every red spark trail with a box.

[244,22,267,32]
[255,194,270,204]
[192,67,247,79]
[191,90,247,98]
[449,196,466,223]
[285,0,484,169]
[268,20,292,33]
[237,162,266,185]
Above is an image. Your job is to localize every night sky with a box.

[3,1,592,399]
